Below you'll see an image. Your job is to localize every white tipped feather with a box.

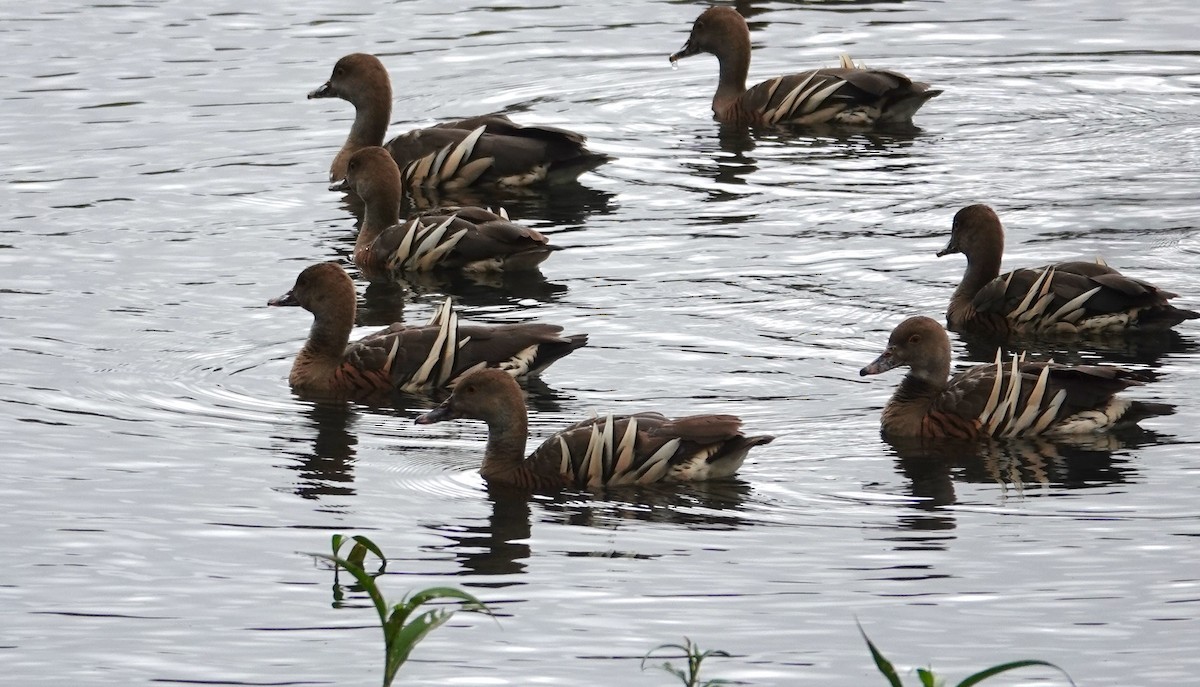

[411,216,457,262]
[601,415,615,483]
[1007,365,1052,436]
[985,355,1022,436]
[497,207,509,220]
[764,71,817,124]
[434,304,459,387]
[635,439,680,485]
[1046,286,1101,324]
[583,423,605,487]
[404,152,436,189]
[761,76,784,105]
[978,348,1006,426]
[494,344,538,377]
[407,298,456,389]
[413,228,467,271]
[1030,389,1067,434]
[614,418,638,478]
[448,157,494,189]
[387,218,422,270]
[558,436,572,476]
[440,126,485,184]
[425,146,452,187]
[1012,267,1054,320]
[1017,292,1056,324]
[800,79,847,115]
[383,337,400,376]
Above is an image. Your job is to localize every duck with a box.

[415,367,774,490]
[308,53,610,188]
[268,262,587,397]
[669,6,940,128]
[335,146,556,274]
[859,315,1170,439]
[939,204,1198,337]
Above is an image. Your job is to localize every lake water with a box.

[3,0,1199,685]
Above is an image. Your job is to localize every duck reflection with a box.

[279,400,360,501]
[539,480,755,530]
[681,121,930,200]
[956,327,1198,370]
[885,429,1164,514]
[419,479,756,578]
[422,487,535,579]
[354,265,567,325]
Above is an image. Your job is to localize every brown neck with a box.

[478,393,532,482]
[332,89,392,180]
[949,249,1002,325]
[713,35,751,115]
[346,86,391,149]
[303,304,354,361]
[354,183,403,264]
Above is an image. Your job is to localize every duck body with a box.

[860,316,1169,439]
[268,262,586,398]
[415,368,774,490]
[941,205,1198,337]
[669,7,939,128]
[308,53,609,188]
[338,146,555,274]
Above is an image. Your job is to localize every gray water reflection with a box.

[5,0,1200,685]
[883,433,1151,513]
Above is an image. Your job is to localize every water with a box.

[3,0,1199,684]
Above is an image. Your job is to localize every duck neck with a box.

[346,90,391,149]
[354,184,403,265]
[713,34,751,114]
[479,393,531,482]
[949,249,1002,325]
[302,304,354,362]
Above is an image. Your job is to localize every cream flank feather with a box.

[400,126,494,190]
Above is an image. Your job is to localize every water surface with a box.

[3,0,1199,685]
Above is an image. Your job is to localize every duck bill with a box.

[267,290,299,307]
[669,40,699,64]
[307,81,335,99]
[935,238,959,257]
[860,351,900,376]
[415,402,456,425]
[328,176,351,192]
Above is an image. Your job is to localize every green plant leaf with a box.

[407,586,492,615]
[858,623,904,687]
[311,553,389,625]
[955,659,1076,687]
[642,637,730,687]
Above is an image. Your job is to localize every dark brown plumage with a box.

[669,7,939,128]
[415,368,774,490]
[268,262,586,398]
[860,316,1170,439]
[335,146,555,274]
[940,204,1198,337]
[308,53,609,187]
